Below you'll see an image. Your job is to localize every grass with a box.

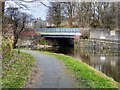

[42,51,118,88]
[2,50,35,88]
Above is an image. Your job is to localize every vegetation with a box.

[5,1,119,30]
[4,7,31,48]
[47,2,62,27]
[42,51,118,88]
[2,50,34,88]
[3,1,32,49]
[2,2,35,87]
[2,34,34,88]
[39,37,46,45]
[47,2,119,30]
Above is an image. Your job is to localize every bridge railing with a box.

[37,28,80,33]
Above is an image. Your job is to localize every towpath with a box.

[21,50,78,88]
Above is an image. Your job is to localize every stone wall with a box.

[74,39,120,53]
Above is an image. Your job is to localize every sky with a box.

[5,1,49,20]
[26,2,49,20]
[5,0,120,20]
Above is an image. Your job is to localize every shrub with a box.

[2,37,13,62]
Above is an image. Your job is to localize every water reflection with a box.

[37,46,120,83]
[74,49,120,83]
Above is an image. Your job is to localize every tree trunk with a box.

[13,39,18,49]
[13,35,18,49]
[68,16,73,27]
[2,1,4,18]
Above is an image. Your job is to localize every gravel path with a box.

[21,50,78,88]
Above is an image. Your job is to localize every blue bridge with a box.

[36,28,81,46]
[37,28,81,38]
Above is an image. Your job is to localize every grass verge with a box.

[2,50,35,88]
[42,51,118,88]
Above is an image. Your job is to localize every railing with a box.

[37,28,80,33]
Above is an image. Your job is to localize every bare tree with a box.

[118,2,120,29]
[76,2,118,30]
[4,7,30,48]
[62,2,77,27]
[47,2,77,27]
[76,2,93,28]
[47,2,62,27]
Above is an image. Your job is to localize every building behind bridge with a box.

[19,28,39,47]
[90,29,120,41]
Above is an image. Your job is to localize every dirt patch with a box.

[23,65,41,88]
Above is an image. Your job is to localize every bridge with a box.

[36,28,81,46]
[37,28,81,38]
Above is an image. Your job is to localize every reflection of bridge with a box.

[37,28,81,38]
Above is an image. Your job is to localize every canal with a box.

[38,46,120,83]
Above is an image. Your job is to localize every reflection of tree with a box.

[99,57,119,82]
[75,47,120,82]
[74,49,90,64]
[116,55,120,82]
[80,54,90,64]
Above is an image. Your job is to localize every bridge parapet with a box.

[37,28,81,38]
[37,28,80,33]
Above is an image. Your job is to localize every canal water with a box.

[38,46,120,83]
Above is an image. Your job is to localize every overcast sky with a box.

[5,1,49,20]
[5,0,120,20]
[27,2,49,20]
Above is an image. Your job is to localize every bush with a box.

[2,37,13,62]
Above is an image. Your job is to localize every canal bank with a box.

[21,49,118,88]
[42,51,118,88]
[21,50,79,88]
[35,46,120,83]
